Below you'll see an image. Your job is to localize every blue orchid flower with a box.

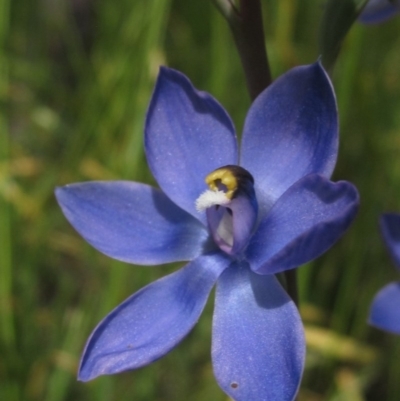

[359,0,400,24]
[55,62,359,401]
[369,214,400,334]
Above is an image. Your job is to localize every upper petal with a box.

[369,282,400,334]
[145,67,238,222]
[246,174,359,275]
[55,181,209,265]
[359,0,400,24]
[212,263,305,401]
[380,213,400,270]
[240,62,338,216]
[79,252,231,381]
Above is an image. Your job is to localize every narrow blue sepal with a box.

[79,252,231,381]
[145,67,238,223]
[55,181,208,265]
[246,174,359,274]
[241,62,338,217]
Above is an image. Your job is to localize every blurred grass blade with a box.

[319,0,368,72]
[305,325,378,364]
[0,0,15,348]
[45,310,84,401]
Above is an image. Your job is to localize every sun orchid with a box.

[359,0,400,24]
[369,213,400,334]
[56,62,359,401]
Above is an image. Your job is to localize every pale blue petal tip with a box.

[380,213,400,270]
[369,282,400,334]
[368,214,400,335]
[359,0,400,24]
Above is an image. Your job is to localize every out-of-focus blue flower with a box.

[56,63,359,401]
[359,0,400,24]
[369,214,400,334]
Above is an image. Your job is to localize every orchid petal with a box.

[79,252,231,381]
[359,0,400,24]
[369,282,400,334]
[212,264,304,401]
[145,67,238,222]
[246,174,359,275]
[55,181,209,265]
[240,62,338,216]
[380,213,400,271]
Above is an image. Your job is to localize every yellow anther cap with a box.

[205,165,254,199]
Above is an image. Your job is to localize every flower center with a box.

[196,165,258,256]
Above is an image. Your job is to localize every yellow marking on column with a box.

[205,167,238,199]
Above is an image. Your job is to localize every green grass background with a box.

[2,1,400,400]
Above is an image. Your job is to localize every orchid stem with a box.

[212,0,272,100]
[0,0,14,348]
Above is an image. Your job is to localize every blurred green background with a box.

[1,1,400,400]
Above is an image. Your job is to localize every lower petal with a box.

[369,282,400,334]
[79,252,231,381]
[212,264,305,401]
